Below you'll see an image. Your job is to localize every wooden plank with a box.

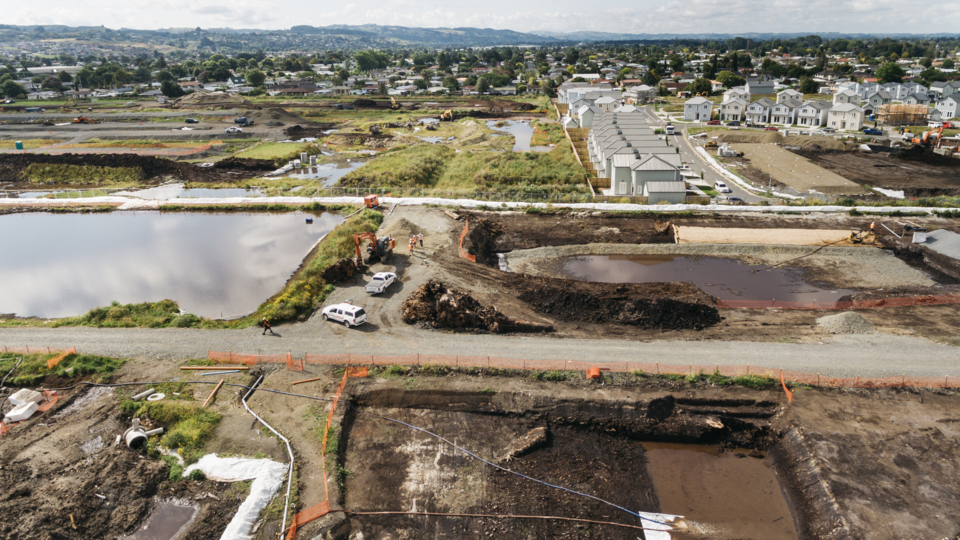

[202,379,225,408]
[444,210,461,220]
[292,376,324,386]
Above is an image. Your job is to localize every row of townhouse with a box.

[585,109,687,203]
[712,87,863,129]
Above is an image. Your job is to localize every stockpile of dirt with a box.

[353,98,377,108]
[511,275,721,330]
[174,92,248,109]
[716,131,850,151]
[402,280,553,333]
[816,312,877,334]
[284,124,338,138]
[0,154,273,185]
[321,258,362,283]
[245,107,307,124]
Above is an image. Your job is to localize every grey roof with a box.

[612,154,637,168]
[750,97,776,108]
[645,181,686,193]
[800,100,830,111]
[905,93,929,102]
[631,154,681,170]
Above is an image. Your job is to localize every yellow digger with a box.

[389,96,400,110]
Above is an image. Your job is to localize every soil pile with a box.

[402,280,553,333]
[353,98,377,108]
[0,154,271,185]
[512,275,721,330]
[245,107,308,124]
[716,131,849,151]
[816,312,877,334]
[211,157,276,171]
[321,258,362,283]
[284,124,338,138]
[174,92,248,109]
[464,217,505,266]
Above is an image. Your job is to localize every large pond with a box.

[486,120,552,152]
[561,254,854,303]
[287,160,367,187]
[0,211,344,319]
[116,184,265,199]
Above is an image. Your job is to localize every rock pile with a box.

[816,312,877,334]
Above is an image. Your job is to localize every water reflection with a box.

[287,161,367,187]
[0,211,344,318]
[486,120,553,152]
[562,254,854,303]
[116,184,264,199]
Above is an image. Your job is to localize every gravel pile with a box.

[816,312,877,334]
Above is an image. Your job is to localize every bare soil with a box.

[791,148,960,197]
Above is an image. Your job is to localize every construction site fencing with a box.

[209,351,960,389]
[207,350,302,371]
[718,293,960,310]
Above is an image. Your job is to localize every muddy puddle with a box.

[560,254,855,303]
[287,160,367,186]
[122,500,197,540]
[642,442,797,539]
[486,120,551,152]
[0,210,344,318]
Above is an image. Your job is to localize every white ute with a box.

[715,181,732,193]
[366,272,397,294]
[321,302,367,327]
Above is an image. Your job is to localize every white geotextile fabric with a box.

[637,512,684,540]
[184,454,287,540]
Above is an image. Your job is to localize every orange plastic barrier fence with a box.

[208,351,298,370]
[46,347,77,369]
[459,217,477,262]
[212,351,960,389]
[718,294,960,310]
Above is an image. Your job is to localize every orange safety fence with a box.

[46,347,77,369]
[214,352,960,389]
[718,294,960,310]
[208,351,300,371]
[459,217,477,262]
[285,366,368,540]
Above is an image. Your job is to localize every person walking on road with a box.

[262,318,275,335]
[418,233,424,247]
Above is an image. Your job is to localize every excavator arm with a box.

[354,232,377,263]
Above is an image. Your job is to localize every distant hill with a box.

[289,24,558,46]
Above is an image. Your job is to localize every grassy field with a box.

[0,351,127,386]
[64,139,216,149]
[0,139,62,149]
[22,163,145,185]
[235,141,319,164]
[54,299,201,328]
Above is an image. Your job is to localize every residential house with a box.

[578,104,602,128]
[718,97,748,122]
[643,181,688,204]
[930,81,958,100]
[833,88,859,105]
[796,100,830,127]
[746,78,775,95]
[827,103,865,130]
[777,89,803,107]
[935,96,960,120]
[710,80,724,93]
[723,86,750,102]
[745,97,776,124]
[903,93,931,106]
[903,82,929,98]
[770,101,798,125]
[631,154,683,196]
[863,90,893,115]
[880,82,908,100]
[928,108,943,122]
[623,84,657,104]
[855,82,880,99]
[683,97,713,121]
[595,96,618,112]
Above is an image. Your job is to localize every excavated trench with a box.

[334,389,837,540]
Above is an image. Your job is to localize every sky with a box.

[5,0,960,35]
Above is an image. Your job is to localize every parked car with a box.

[723,196,747,205]
[726,121,741,127]
[366,272,397,295]
[764,126,779,131]
[321,302,368,327]
[928,121,944,129]
[185,118,199,124]
[3,99,14,104]
[942,122,955,129]
[224,126,243,134]
[714,181,732,193]
[706,120,721,125]
[821,127,836,133]
[863,128,882,135]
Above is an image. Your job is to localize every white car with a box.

[715,181,732,193]
[225,126,243,134]
[365,272,397,294]
[321,303,367,327]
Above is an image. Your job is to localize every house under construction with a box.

[875,104,929,126]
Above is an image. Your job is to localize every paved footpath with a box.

[1,326,958,379]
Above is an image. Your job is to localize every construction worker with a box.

[408,237,414,252]
[262,318,275,335]
[418,233,424,247]
[870,222,875,233]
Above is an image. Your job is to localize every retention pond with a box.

[486,120,552,152]
[0,210,344,319]
[560,254,855,303]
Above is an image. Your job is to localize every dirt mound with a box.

[284,124,337,138]
[402,280,553,334]
[353,98,377,108]
[816,312,877,334]
[716,131,849,151]
[464,217,505,266]
[511,275,721,331]
[174,92,248,109]
[245,107,307,124]
[211,157,276,171]
[321,258,362,283]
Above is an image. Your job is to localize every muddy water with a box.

[123,501,197,540]
[642,443,797,539]
[0,211,344,318]
[486,120,552,152]
[561,254,855,303]
[287,160,367,186]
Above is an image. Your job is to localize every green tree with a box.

[943,59,956,69]
[876,62,905,84]
[57,70,72,83]
[476,77,490,94]
[715,70,745,88]
[160,80,185,98]
[2,80,27,98]
[641,70,660,86]
[442,76,459,91]
[684,78,712,95]
[798,77,819,94]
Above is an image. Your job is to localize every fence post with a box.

[817,373,820,386]
[855,376,859,387]
[902,374,905,387]
[656,363,659,374]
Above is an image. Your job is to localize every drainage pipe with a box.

[880,222,901,239]
[241,375,294,535]
[131,388,156,400]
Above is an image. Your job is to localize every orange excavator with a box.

[72,116,96,124]
[353,232,396,265]
[911,125,944,147]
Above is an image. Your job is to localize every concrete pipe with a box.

[123,418,164,450]
[131,388,156,401]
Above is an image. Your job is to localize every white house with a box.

[718,97,748,122]
[903,82,929,98]
[827,103,865,131]
[624,84,657,104]
[881,82,908,100]
[863,90,893,114]
[643,181,687,204]
[631,154,683,195]
[930,81,959,100]
[746,78,775,95]
[770,101,798,125]
[796,101,830,127]
[578,104,602,128]
[935,96,960,120]
[683,97,713,121]
[903,93,931,106]
[745,97,776,124]
[595,96,618,112]
[777,89,803,107]
[833,88,859,105]
[723,86,750,102]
